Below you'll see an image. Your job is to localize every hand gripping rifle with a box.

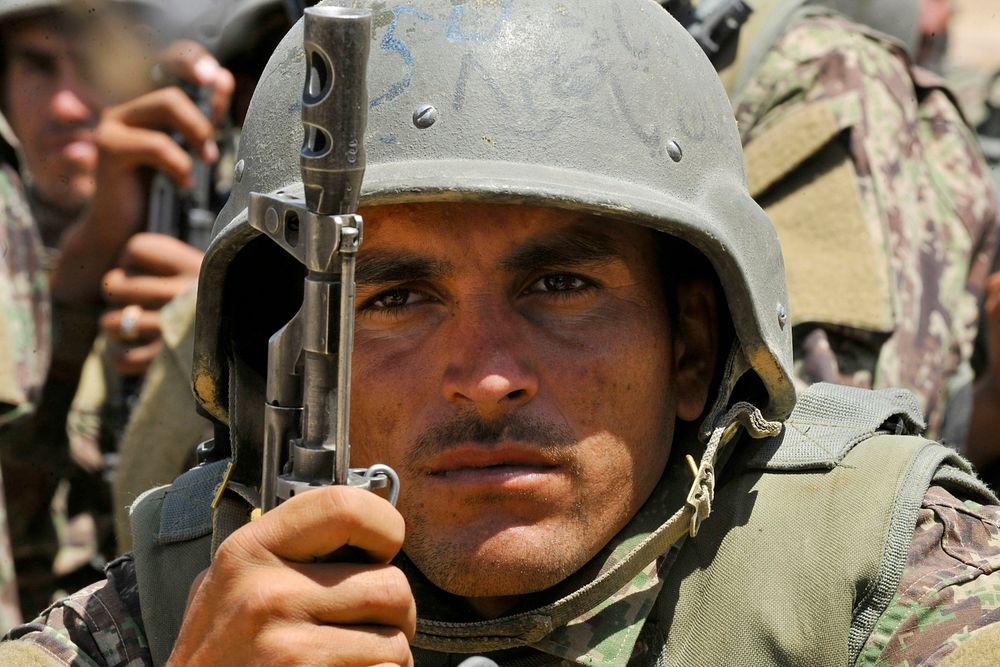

[250,7,399,513]
[111,85,218,448]
[147,82,217,252]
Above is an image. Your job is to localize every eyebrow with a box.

[355,252,455,286]
[12,46,59,67]
[501,224,625,272]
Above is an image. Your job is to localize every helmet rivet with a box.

[234,159,245,183]
[666,140,683,162]
[777,304,788,327]
[413,104,438,129]
[265,207,280,234]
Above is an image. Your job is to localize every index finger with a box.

[156,40,236,123]
[118,233,204,278]
[247,485,405,565]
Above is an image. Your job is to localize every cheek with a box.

[545,301,674,427]
[572,307,675,486]
[349,340,437,468]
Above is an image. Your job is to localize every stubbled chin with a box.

[405,520,600,599]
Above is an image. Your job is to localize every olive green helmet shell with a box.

[0,0,164,24]
[128,0,289,59]
[0,0,63,21]
[194,0,795,425]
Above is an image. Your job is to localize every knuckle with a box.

[93,121,115,149]
[366,566,411,614]
[160,85,189,108]
[383,628,413,664]
[213,528,262,572]
[317,485,366,530]
[150,132,179,158]
[98,310,118,330]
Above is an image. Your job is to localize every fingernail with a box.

[193,57,219,84]
[203,141,219,163]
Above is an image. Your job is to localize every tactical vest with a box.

[130,384,995,666]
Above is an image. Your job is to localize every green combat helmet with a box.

[128,0,296,62]
[0,0,165,26]
[194,0,794,422]
[191,0,793,559]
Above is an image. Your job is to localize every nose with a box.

[440,300,539,418]
[49,81,97,127]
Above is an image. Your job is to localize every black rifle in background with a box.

[108,82,220,462]
[146,82,216,253]
[285,0,306,23]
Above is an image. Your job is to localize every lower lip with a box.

[61,140,96,161]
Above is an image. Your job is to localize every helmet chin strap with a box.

[686,342,783,537]
[412,342,785,652]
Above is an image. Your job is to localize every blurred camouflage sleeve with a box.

[0,555,151,666]
[734,14,999,440]
[0,162,50,427]
[0,161,50,635]
[856,485,1000,666]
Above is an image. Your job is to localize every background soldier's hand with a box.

[99,233,203,376]
[168,486,416,667]
[51,41,234,305]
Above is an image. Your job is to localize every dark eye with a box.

[529,274,590,293]
[21,52,58,78]
[364,288,430,312]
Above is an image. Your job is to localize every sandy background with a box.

[949,0,1000,123]
[951,0,1000,70]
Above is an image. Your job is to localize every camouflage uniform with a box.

[731,13,998,441]
[7,2,1000,664]
[0,150,49,634]
[0,163,50,430]
[4,475,1000,666]
[0,186,102,623]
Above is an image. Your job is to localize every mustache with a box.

[404,412,576,471]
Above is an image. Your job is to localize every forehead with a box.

[2,14,78,57]
[358,202,657,257]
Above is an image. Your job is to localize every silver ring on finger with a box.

[119,305,143,342]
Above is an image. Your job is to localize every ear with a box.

[671,280,719,422]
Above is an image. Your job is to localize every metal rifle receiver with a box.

[251,7,400,513]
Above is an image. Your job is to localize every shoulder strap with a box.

[130,459,228,667]
[747,382,925,470]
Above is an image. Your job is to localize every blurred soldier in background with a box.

[0,0,234,620]
[0,105,47,633]
[109,0,310,553]
[0,0,132,626]
[665,0,997,445]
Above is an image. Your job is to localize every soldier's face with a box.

[350,202,717,614]
[0,17,107,211]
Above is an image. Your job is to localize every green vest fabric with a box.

[129,383,994,666]
[656,434,975,665]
